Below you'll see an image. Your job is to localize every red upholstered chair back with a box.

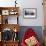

[21,28,41,46]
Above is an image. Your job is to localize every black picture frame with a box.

[23,8,37,19]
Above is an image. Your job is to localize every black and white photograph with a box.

[23,8,37,18]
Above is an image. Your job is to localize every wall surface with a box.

[0,0,44,26]
[0,0,15,7]
[18,0,44,26]
[43,0,46,45]
[43,0,46,26]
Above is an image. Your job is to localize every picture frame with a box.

[2,10,9,15]
[23,8,37,19]
[9,10,18,15]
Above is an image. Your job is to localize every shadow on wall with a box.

[18,26,43,44]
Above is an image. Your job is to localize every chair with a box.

[21,28,41,46]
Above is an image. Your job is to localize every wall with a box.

[17,0,44,26]
[43,0,46,45]
[43,0,46,26]
[0,0,44,26]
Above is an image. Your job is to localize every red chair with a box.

[21,28,41,46]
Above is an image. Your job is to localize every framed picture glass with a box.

[2,10,9,15]
[23,8,37,19]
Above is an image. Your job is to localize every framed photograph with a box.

[9,10,18,15]
[2,10,9,15]
[23,8,37,18]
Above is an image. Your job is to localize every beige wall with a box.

[43,0,46,46]
[43,0,46,26]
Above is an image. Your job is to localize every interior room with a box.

[0,0,46,46]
